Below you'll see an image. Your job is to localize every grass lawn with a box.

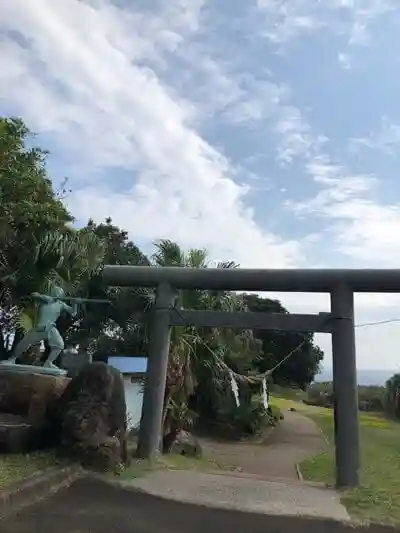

[271,396,400,526]
[0,450,61,489]
[270,386,308,403]
[1,445,225,489]
[119,435,230,480]
[114,452,229,482]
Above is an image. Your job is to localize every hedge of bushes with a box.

[306,382,386,412]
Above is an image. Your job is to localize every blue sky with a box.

[2,0,400,371]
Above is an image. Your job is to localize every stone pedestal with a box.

[0,368,70,453]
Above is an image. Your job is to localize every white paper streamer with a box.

[230,372,240,407]
[262,377,269,409]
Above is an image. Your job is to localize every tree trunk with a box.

[160,386,173,453]
[162,427,180,454]
[0,335,9,360]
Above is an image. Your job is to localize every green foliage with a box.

[63,217,151,356]
[0,117,73,295]
[270,384,308,402]
[243,293,323,389]
[166,397,198,433]
[306,382,386,413]
[216,395,282,437]
[0,115,324,440]
[0,117,106,358]
[151,239,264,439]
[385,373,400,418]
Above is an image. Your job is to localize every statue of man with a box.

[4,286,81,371]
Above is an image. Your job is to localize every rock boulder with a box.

[164,430,202,457]
[55,362,128,472]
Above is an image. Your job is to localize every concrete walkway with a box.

[1,477,392,533]
[1,410,350,526]
[130,410,350,521]
[130,470,350,521]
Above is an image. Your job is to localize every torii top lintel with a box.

[102,266,400,293]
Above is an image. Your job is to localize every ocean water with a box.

[315,367,399,386]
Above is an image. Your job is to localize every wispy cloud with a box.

[0,0,305,270]
[338,52,351,70]
[350,116,400,155]
[280,115,400,267]
[275,106,329,165]
[2,0,400,370]
[255,0,398,46]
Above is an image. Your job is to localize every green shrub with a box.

[216,395,282,437]
[270,385,307,402]
[306,383,386,412]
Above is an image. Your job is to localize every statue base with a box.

[0,369,70,453]
[0,362,67,377]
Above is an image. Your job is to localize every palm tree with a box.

[1,227,106,360]
[151,240,262,447]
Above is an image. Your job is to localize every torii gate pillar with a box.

[331,283,359,488]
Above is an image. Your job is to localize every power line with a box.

[355,318,400,328]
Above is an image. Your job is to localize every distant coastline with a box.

[315,368,399,386]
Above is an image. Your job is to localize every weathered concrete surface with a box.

[0,466,82,518]
[1,477,397,533]
[128,410,347,521]
[130,470,350,521]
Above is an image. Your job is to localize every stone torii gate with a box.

[103,266,400,489]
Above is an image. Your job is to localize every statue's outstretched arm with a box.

[31,292,53,304]
[62,302,80,316]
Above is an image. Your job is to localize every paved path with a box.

[130,410,349,521]
[2,409,350,526]
[130,470,349,521]
[201,409,327,480]
[1,477,391,533]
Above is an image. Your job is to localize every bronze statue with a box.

[1,286,109,373]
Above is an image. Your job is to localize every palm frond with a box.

[185,248,209,268]
[216,260,239,269]
[15,309,35,333]
[152,239,184,267]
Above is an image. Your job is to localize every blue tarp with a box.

[107,356,148,374]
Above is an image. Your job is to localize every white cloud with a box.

[350,116,400,155]
[255,0,398,46]
[294,155,400,268]
[271,97,400,271]
[289,158,400,269]
[338,52,351,70]
[270,86,400,324]
[275,106,329,165]
[0,0,304,272]
[221,78,288,126]
[316,319,400,371]
[2,0,400,370]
